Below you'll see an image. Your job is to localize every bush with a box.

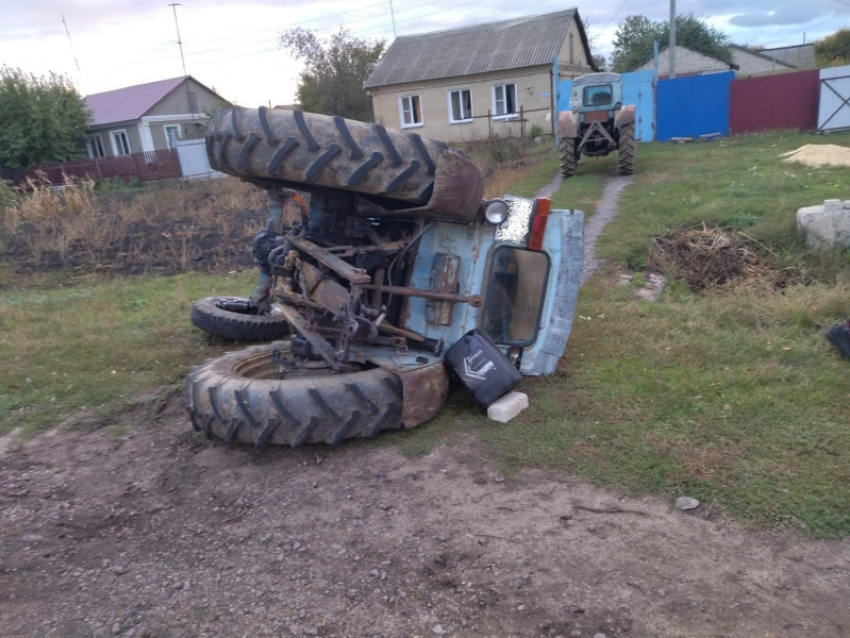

[530,124,544,139]
[487,136,522,164]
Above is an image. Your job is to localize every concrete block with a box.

[797,203,850,251]
[824,199,843,212]
[487,392,529,423]
[844,200,850,209]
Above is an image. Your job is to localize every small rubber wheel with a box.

[190,296,289,342]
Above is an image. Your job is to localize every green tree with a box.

[611,15,731,73]
[815,28,850,66]
[0,67,90,169]
[280,28,385,122]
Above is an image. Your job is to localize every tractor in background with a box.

[557,72,636,177]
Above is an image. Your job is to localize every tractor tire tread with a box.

[191,296,289,342]
[210,106,465,205]
[558,137,577,178]
[184,342,405,448]
[618,123,636,176]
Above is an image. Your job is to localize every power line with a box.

[603,0,630,31]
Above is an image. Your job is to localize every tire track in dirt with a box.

[535,172,633,283]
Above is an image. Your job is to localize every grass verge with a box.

[0,270,254,436]
[598,130,850,273]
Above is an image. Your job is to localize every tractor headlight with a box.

[482,199,509,225]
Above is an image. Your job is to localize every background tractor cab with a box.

[557,72,636,177]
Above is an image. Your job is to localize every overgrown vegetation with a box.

[0,66,90,168]
[815,28,850,67]
[611,14,731,72]
[280,28,385,121]
[0,177,267,283]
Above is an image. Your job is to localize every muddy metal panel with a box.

[403,209,583,375]
[730,70,820,134]
[818,65,850,132]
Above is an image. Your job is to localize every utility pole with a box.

[389,0,397,39]
[61,14,85,92]
[168,3,196,120]
[668,0,676,79]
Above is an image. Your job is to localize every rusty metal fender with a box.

[615,105,636,129]
[397,361,449,427]
[557,111,579,138]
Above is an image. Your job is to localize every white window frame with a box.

[447,88,474,124]
[86,133,105,159]
[164,124,182,149]
[492,83,518,120]
[109,129,131,156]
[398,94,423,129]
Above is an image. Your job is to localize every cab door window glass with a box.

[480,246,550,345]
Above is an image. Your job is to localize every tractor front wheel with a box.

[558,137,577,178]
[191,296,289,342]
[618,123,636,176]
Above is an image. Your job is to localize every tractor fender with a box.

[615,105,636,129]
[557,111,579,138]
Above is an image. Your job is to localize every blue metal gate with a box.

[656,72,734,141]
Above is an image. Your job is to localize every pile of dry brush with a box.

[650,224,793,291]
[0,177,269,278]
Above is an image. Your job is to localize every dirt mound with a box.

[650,225,788,291]
[781,144,850,167]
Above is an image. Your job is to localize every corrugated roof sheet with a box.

[760,44,816,69]
[85,77,186,126]
[364,9,576,89]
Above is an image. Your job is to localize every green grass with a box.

[0,270,255,436]
[598,131,850,271]
[510,149,615,219]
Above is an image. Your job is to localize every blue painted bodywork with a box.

[397,206,584,376]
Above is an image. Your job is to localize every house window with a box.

[569,33,575,63]
[448,89,473,123]
[493,83,517,118]
[398,95,423,128]
[109,130,131,156]
[86,134,105,159]
[164,124,182,149]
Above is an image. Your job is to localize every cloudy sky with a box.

[1,0,847,107]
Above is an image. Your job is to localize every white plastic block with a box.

[844,200,850,209]
[797,204,850,251]
[487,392,529,423]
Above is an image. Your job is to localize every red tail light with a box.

[528,197,551,251]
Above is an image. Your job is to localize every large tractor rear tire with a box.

[207,106,468,206]
[191,296,289,342]
[558,137,577,178]
[618,123,636,176]
[184,342,404,449]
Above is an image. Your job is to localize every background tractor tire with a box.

[191,296,289,342]
[558,137,577,177]
[184,342,404,448]
[618,123,636,176]
[207,105,474,206]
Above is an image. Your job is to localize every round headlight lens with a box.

[483,199,509,225]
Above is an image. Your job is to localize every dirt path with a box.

[1,403,849,638]
[534,171,632,283]
[581,175,633,283]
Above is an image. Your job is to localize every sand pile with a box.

[781,144,850,167]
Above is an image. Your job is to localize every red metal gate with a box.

[729,70,820,134]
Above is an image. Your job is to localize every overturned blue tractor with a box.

[185,106,584,448]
